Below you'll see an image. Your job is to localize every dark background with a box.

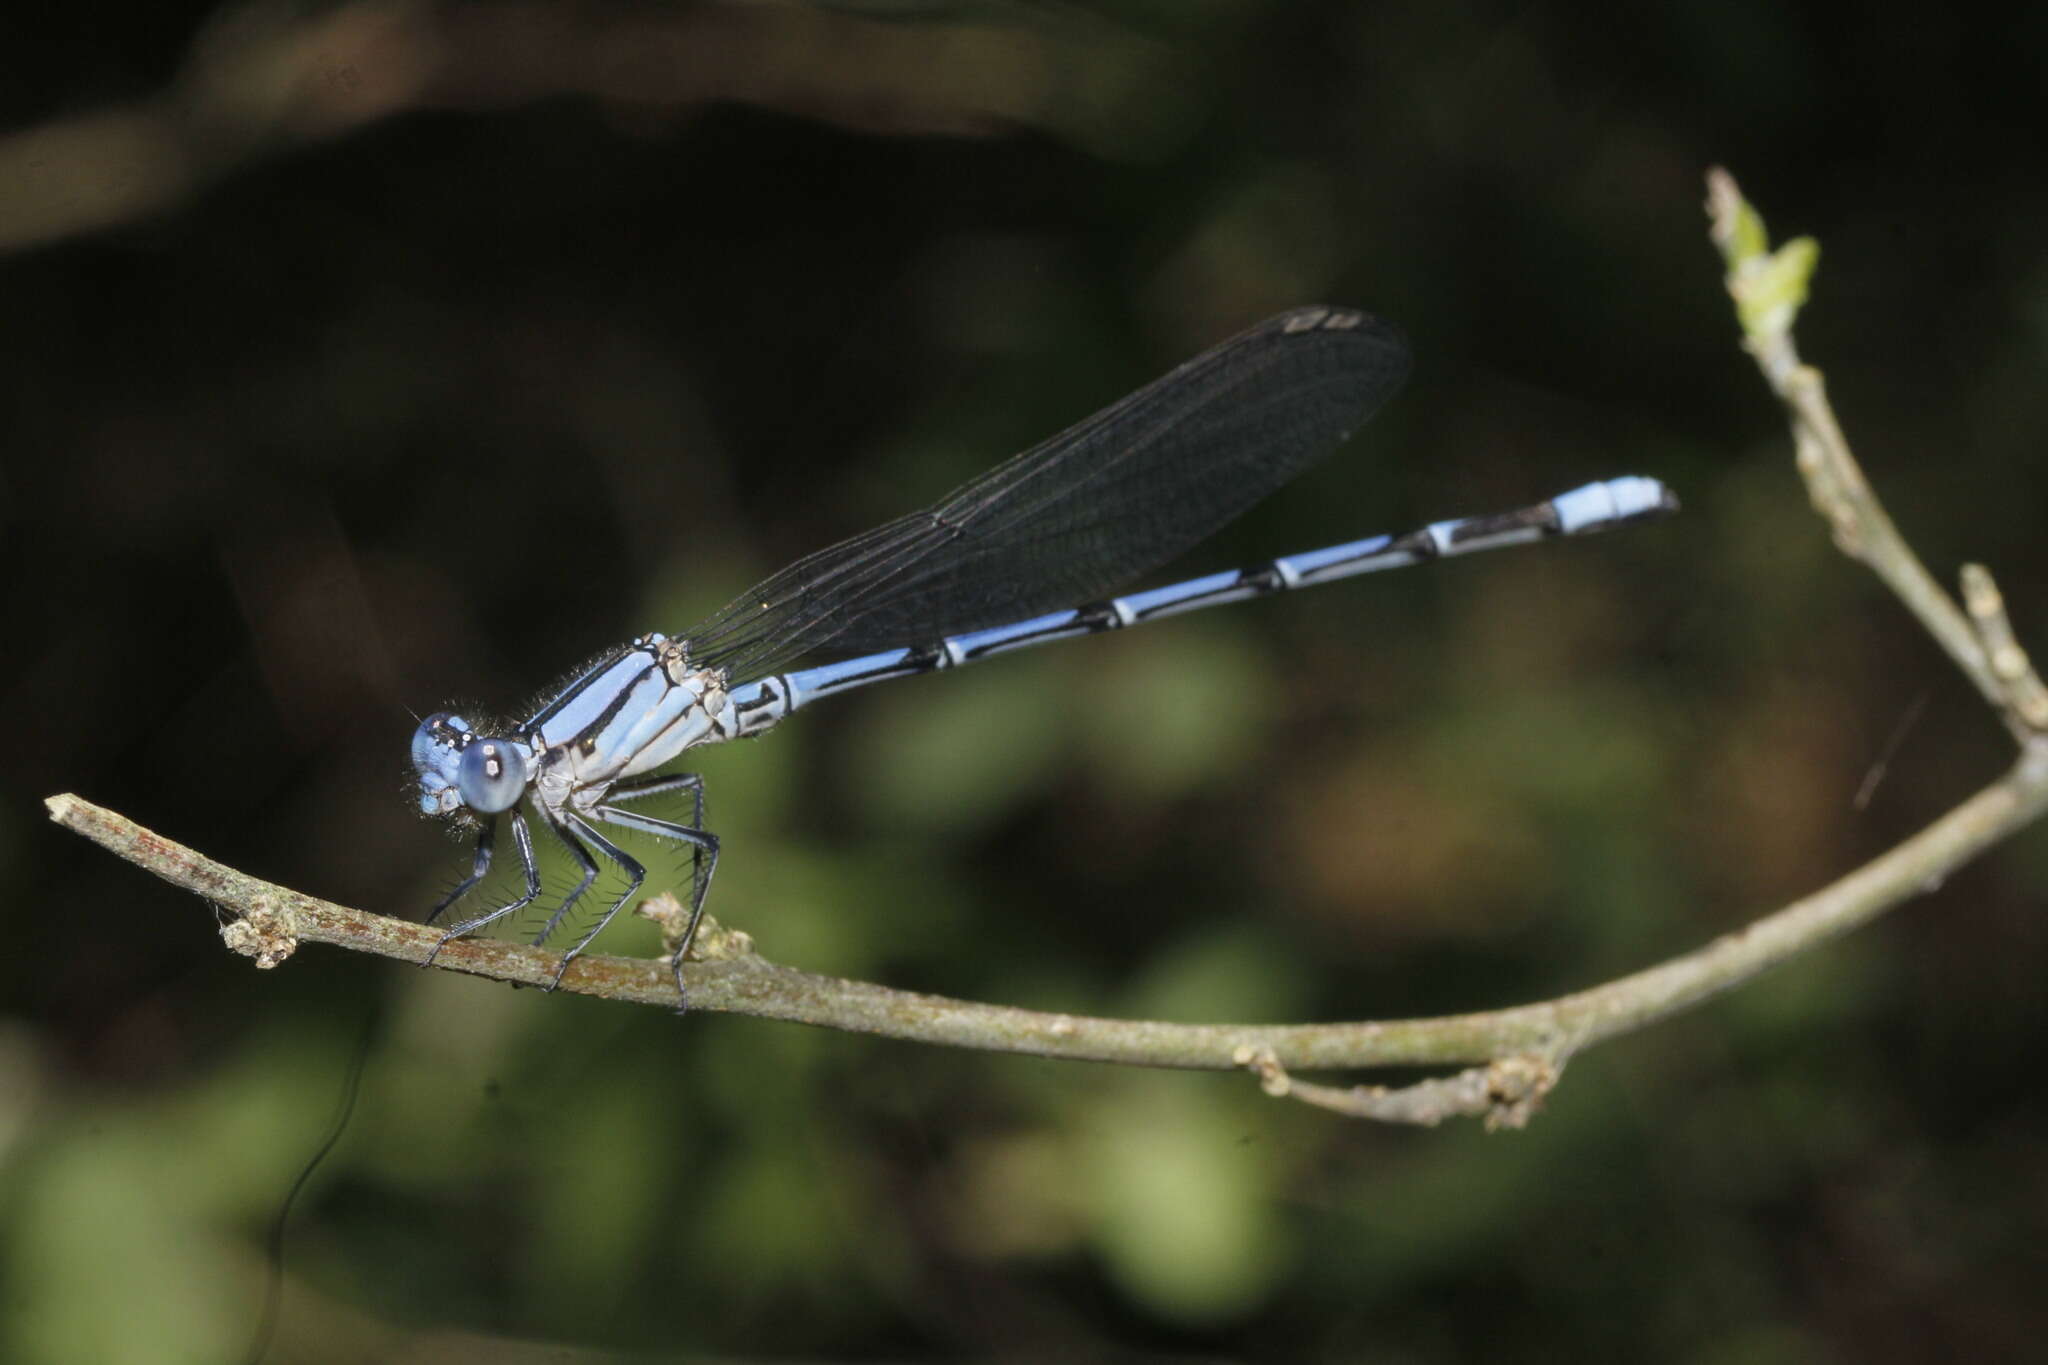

[5,2,2047,1360]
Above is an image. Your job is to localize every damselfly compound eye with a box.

[456,739,527,814]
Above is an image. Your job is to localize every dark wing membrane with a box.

[685,306,1411,678]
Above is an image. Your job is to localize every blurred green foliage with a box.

[5,1,2048,1361]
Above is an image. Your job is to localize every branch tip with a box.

[1707,169,2018,732]
[1960,564,2048,731]
[1241,1054,1561,1128]
[1705,167,1818,342]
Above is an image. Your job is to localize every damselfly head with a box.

[411,712,531,818]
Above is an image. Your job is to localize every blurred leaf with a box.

[847,653,1071,833]
[1080,628,1264,801]
[1083,1072,1288,1323]
[1124,920,1311,1023]
[517,1080,677,1322]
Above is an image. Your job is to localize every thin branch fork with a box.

[45,169,2048,1128]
